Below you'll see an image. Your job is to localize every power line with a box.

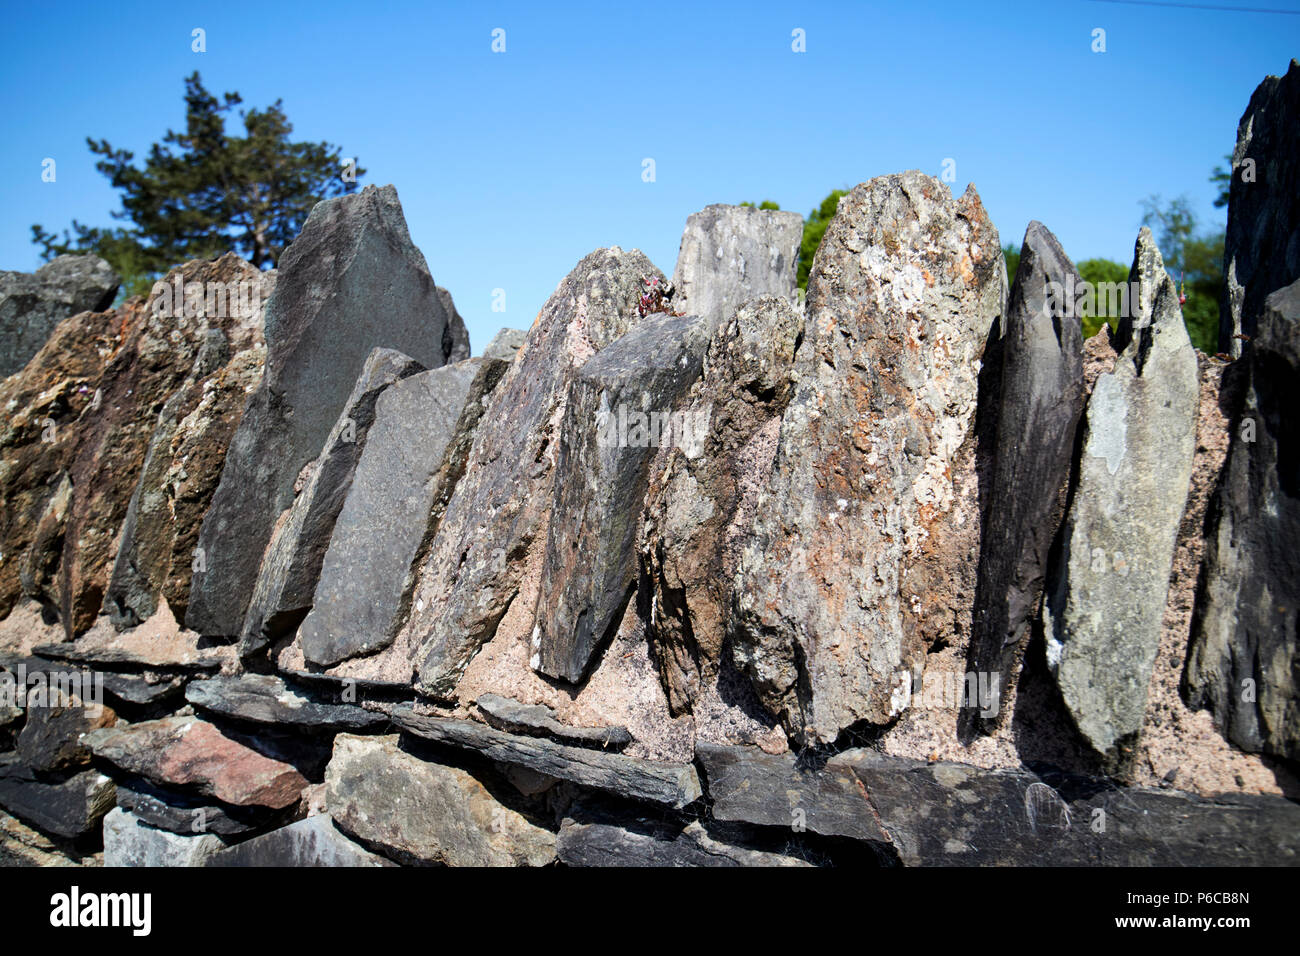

[1088,0,1300,13]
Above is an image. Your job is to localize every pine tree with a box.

[32,72,364,297]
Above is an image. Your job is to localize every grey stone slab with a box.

[671,204,802,322]
[187,185,454,638]
[204,814,393,867]
[239,347,425,657]
[299,358,494,667]
[391,705,700,808]
[185,674,389,732]
[1043,229,1199,764]
[534,312,717,682]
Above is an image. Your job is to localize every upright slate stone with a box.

[300,357,507,667]
[1186,278,1300,761]
[187,185,453,638]
[238,347,425,656]
[671,204,803,321]
[640,295,803,714]
[0,255,119,377]
[1043,229,1199,765]
[533,312,717,682]
[968,222,1085,725]
[106,254,275,628]
[729,172,1006,745]
[1221,59,1300,357]
[393,247,659,698]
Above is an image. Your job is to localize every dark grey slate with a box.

[1186,278,1300,761]
[0,255,119,377]
[390,705,701,808]
[534,312,717,682]
[299,357,501,666]
[699,745,1300,865]
[0,756,115,838]
[968,221,1085,726]
[1221,59,1300,356]
[115,776,284,837]
[185,674,389,732]
[557,803,811,867]
[474,693,631,749]
[187,184,453,638]
[239,347,426,657]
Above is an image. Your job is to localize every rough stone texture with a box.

[698,743,888,842]
[482,327,526,362]
[475,693,631,749]
[299,358,497,667]
[670,204,802,321]
[85,716,308,809]
[0,255,119,378]
[1186,278,1300,761]
[0,302,141,623]
[204,814,393,867]
[729,172,1006,745]
[187,185,454,638]
[16,696,116,772]
[437,286,472,364]
[115,777,284,837]
[30,255,270,638]
[640,295,803,714]
[325,733,556,866]
[968,222,1085,726]
[238,347,425,657]
[1043,229,1199,765]
[0,756,115,838]
[535,312,717,682]
[185,674,388,732]
[1221,59,1300,357]
[102,807,225,867]
[557,804,811,867]
[383,247,659,697]
[105,258,274,629]
[391,706,701,808]
[701,745,1300,865]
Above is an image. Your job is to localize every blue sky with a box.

[1,0,1296,350]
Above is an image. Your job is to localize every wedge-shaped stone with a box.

[187,185,455,638]
[1043,229,1198,764]
[729,172,1006,745]
[671,204,802,321]
[968,222,1085,726]
[325,733,555,866]
[394,247,660,697]
[204,814,393,867]
[640,295,803,714]
[185,674,388,732]
[1221,59,1300,356]
[0,757,115,839]
[534,312,717,682]
[1186,278,1300,760]
[239,347,425,657]
[391,705,701,808]
[475,693,630,749]
[300,356,508,666]
[85,716,308,809]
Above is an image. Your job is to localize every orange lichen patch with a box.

[922,269,935,287]
[957,254,975,286]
